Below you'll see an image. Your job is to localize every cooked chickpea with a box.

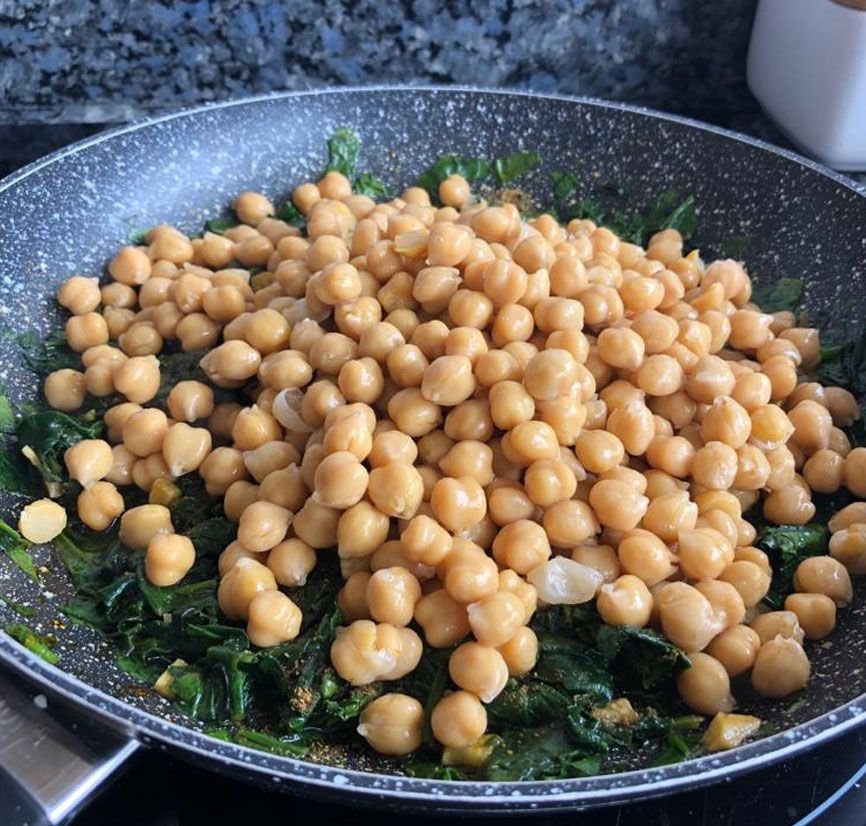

[497,626,539,676]
[706,625,761,677]
[617,529,676,586]
[467,590,526,648]
[44,369,87,412]
[18,499,68,544]
[245,590,303,648]
[784,593,837,640]
[448,642,509,703]
[543,499,600,547]
[217,557,278,621]
[145,533,196,587]
[430,476,486,532]
[109,246,151,285]
[431,690,488,748]
[676,653,734,715]
[596,575,653,627]
[751,637,810,698]
[793,556,853,606]
[330,620,423,684]
[844,447,866,498]
[77,481,124,531]
[113,356,160,403]
[589,479,649,531]
[64,439,113,488]
[119,504,173,551]
[657,582,722,652]
[414,589,471,648]
[358,693,424,756]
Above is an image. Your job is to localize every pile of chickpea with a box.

[28,165,866,761]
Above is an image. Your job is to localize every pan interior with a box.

[1,88,866,799]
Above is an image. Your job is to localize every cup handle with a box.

[0,666,139,824]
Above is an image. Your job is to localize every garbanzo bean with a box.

[430,690,488,748]
[676,652,734,715]
[18,499,68,544]
[793,555,853,606]
[448,641,509,703]
[706,625,761,677]
[784,593,837,640]
[44,369,87,412]
[77,481,124,531]
[145,533,196,587]
[358,693,424,756]
[119,504,173,551]
[751,637,810,698]
[64,439,113,488]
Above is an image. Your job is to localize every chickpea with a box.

[330,620,423,684]
[63,439,113,488]
[589,479,649,532]
[828,523,866,575]
[793,556,853,606]
[497,626,539,677]
[676,653,734,715]
[335,501,389,560]
[784,593,837,640]
[824,386,860,427]
[465,590,525,648]
[430,476,486,532]
[751,637,810,698]
[700,397,751,448]
[640,494,697,547]
[788,399,833,453]
[293,500,340,549]
[750,610,805,646]
[448,642,509,704]
[706,625,761,677]
[731,371,773,411]
[414,589,471,648]
[544,496,596,548]
[617,529,676,586]
[690,441,738,491]
[217,557,277,621]
[357,693,424,756]
[657,582,723,652]
[358,431,410,470]
[44,369,86,412]
[596,327,646,371]
[763,486,816,526]
[109,246,151,285]
[488,484,536,526]
[311,451,368,509]
[829,502,866,533]
[77,481,124,531]
[231,405,282,451]
[145,533,196,587]
[438,441,494,487]
[387,387,442,437]
[575,430,625,475]
[18,499,68,544]
[596,574,653,627]
[243,590,302,649]
[365,566,422,627]
[802,449,844,494]
[844,447,866,498]
[119,504,173,551]
[362,461,422,520]
[718,560,771,608]
[441,542,499,604]
[113,355,160,403]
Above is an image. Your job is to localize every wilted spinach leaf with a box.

[5,622,58,664]
[417,155,492,198]
[15,410,102,493]
[595,625,691,691]
[494,151,540,185]
[17,330,80,376]
[205,217,237,235]
[750,278,803,314]
[276,202,306,227]
[0,519,38,581]
[353,172,389,199]
[816,327,866,394]
[324,127,361,178]
[757,523,829,609]
[481,727,602,782]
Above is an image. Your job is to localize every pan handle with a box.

[0,667,140,825]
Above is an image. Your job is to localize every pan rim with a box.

[1,85,865,808]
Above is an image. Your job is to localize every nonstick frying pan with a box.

[1,87,866,824]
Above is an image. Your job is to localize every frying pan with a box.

[1,87,866,825]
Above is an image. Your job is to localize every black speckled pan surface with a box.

[1,87,866,813]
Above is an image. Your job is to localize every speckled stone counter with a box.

[1,0,759,125]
